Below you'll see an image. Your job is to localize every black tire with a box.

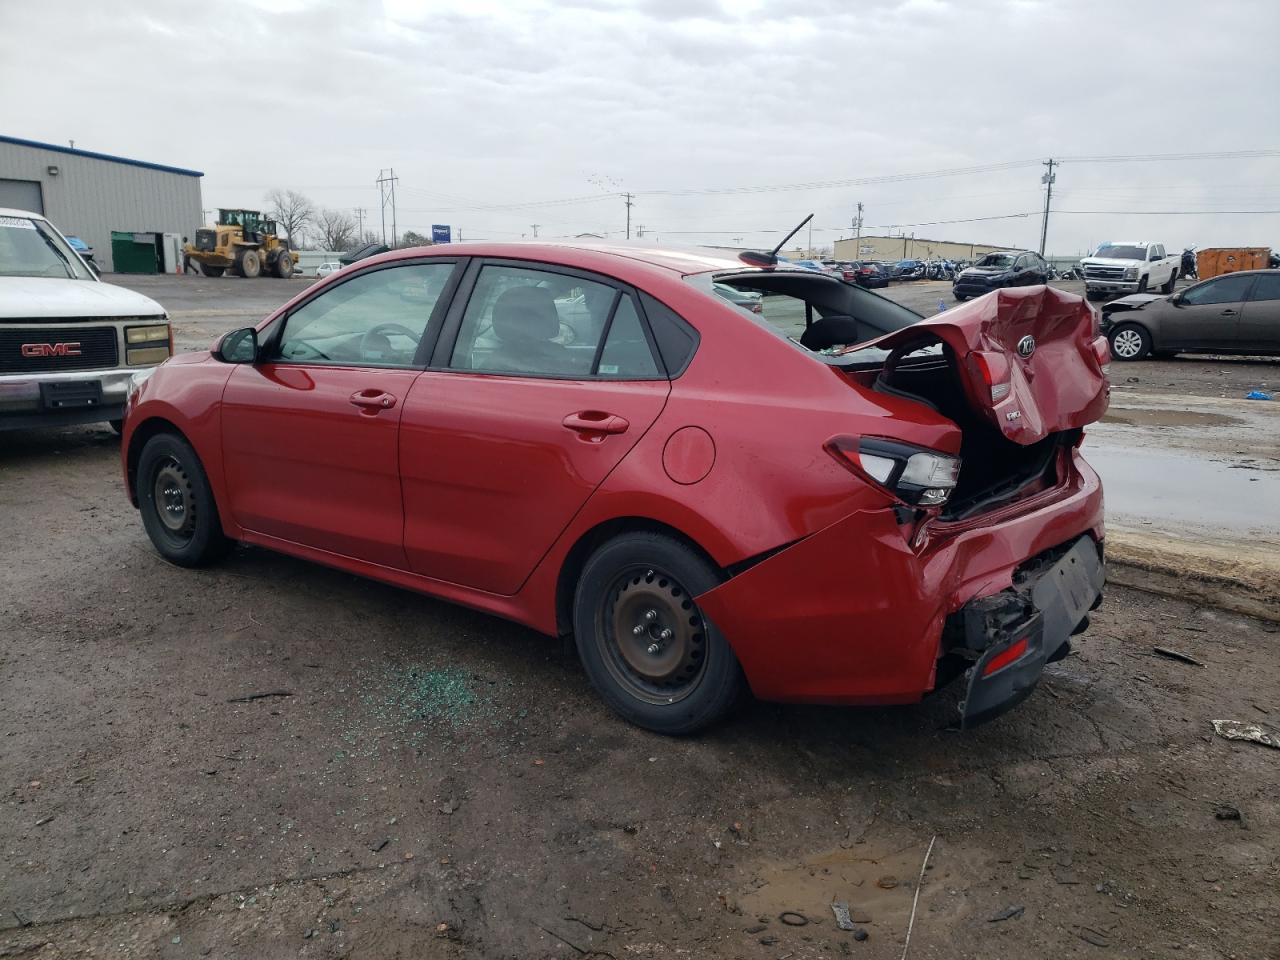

[1136,275,1148,294]
[201,264,226,278]
[1161,270,1176,294]
[108,419,124,435]
[1108,323,1152,361]
[236,249,262,279]
[274,250,294,279]
[137,432,233,567]
[572,532,745,734]
[953,292,967,301]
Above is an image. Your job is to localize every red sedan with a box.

[122,243,1110,733]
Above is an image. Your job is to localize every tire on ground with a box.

[274,250,294,279]
[236,248,262,279]
[572,531,746,735]
[201,264,226,278]
[1108,323,1152,361]
[137,432,233,567]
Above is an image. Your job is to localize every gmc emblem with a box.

[21,342,82,358]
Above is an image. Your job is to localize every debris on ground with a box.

[831,902,855,931]
[988,905,1025,922]
[226,689,294,703]
[1078,927,1111,947]
[900,835,937,959]
[1244,390,1274,400]
[876,876,899,890]
[853,928,869,942]
[1152,646,1205,667]
[1211,719,1280,749]
[779,911,808,926]
[1214,805,1242,821]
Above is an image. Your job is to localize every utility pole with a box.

[354,207,366,241]
[636,225,646,238]
[376,168,399,246]
[853,201,863,256]
[1039,158,1057,255]
[530,224,540,238]
[623,192,633,239]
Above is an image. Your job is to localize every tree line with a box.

[263,189,433,252]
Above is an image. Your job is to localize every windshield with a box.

[976,253,1017,268]
[1093,243,1147,261]
[0,215,94,280]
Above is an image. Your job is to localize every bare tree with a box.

[264,189,314,245]
[313,209,358,252]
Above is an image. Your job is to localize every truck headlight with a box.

[1123,267,1139,280]
[125,321,172,366]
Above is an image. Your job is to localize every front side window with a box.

[450,264,657,378]
[275,262,454,367]
[1181,274,1254,306]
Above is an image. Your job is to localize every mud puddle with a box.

[1101,407,1242,428]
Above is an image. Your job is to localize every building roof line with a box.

[0,135,204,178]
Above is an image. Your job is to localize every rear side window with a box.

[639,292,699,377]
[597,295,660,378]
[1247,274,1280,301]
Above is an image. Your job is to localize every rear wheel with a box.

[137,433,232,567]
[274,250,294,278]
[200,264,226,278]
[1161,270,1176,294]
[572,532,745,734]
[1109,323,1152,361]
[953,291,967,301]
[235,248,262,279]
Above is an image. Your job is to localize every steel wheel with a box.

[1110,327,1147,360]
[152,456,197,542]
[596,566,708,705]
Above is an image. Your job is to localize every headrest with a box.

[492,285,560,342]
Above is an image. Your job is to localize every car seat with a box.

[485,286,571,374]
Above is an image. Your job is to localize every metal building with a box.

[832,234,1018,263]
[0,135,203,272]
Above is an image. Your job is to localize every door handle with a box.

[1220,309,1237,317]
[562,411,629,435]
[349,390,397,410]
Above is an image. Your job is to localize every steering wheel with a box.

[360,322,422,359]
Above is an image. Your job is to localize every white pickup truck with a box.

[1081,241,1180,298]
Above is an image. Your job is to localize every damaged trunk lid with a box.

[848,286,1111,445]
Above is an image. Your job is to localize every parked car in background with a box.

[1100,269,1280,360]
[953,250,1050,300]
[792,259,835,275]
[848,261,890,288]
[1081,241,1179,299]
[121,243,1109,734]
[64,235,100,275]
[712,281,763,314]
[895,259,925,280]
[315,262,343,278]
[0,207,171,432]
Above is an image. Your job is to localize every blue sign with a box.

[431,224,451,244]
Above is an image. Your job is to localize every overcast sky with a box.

[3,0,1278,255]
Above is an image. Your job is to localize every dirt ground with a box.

[1,272,1277,959]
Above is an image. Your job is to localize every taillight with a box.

[1090,335,1111,374]
[982,637,1029,677]
[970,350,1011,402]
[824,436,962,507]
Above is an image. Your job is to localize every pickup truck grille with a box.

[0,327,119,373]
[1084,265,1125,280]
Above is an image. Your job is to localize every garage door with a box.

[0,179,44,214]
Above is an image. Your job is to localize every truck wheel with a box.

[572,532,745,734]
[236,249,262,279]
[274,251,294,279]
[1109,323,1152,361]
[1136,276,1148,294]
[137,433,233,567]
[1161,271,1176,294]
[201,264,226,278]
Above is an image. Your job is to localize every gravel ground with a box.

[1,271,1276,958]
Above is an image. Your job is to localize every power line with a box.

[1054,209,1280,215]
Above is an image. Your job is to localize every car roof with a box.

[354,240,773,279]
[0,207,49,221]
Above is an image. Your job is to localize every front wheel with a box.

[201,264,226,278]
[137,433,233,567]
[572,532,745,734]
[1161,270,1176,294]
[1109,323,1152,361]
[274,251,294,279]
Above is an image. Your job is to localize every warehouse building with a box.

[832,234,1017,262]
[0,135,203,273]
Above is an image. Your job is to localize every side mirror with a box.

[215,326,259,363]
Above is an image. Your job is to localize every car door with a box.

[1160,273,1255,351]
[1238,272,1280,352]
[220,259,461,567]
[399,260,671,595]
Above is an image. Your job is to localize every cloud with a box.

[1,0,1277,251]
